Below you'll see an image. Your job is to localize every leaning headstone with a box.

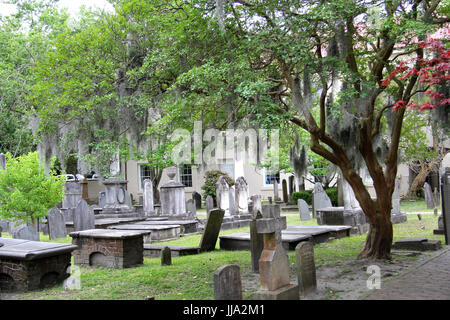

[47,208,67,240]
[214,264,242,300]
[298,199,310,221]
[192,191,202,209]
[73,199,95,231]
[0,153,5,170]
[253,204,298,300]
[12,225,40,241]
[296,241,317,296]
[312,183,332,219]
[143,179,155,216]
[161,246,172,266]
[199,209,225,252]
[235,177,249,214]
[424,182,435,209]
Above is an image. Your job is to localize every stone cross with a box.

[214,264,242,300]
[0,153,5,170]
[143,179,155,216]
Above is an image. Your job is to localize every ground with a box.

[0,199,446,300]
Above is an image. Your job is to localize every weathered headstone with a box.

[216,176,231,216]
[206,195,214,217]
[250,205,264,273]
[0,153,5,170]
[424,182,435,209]
[161,246,172,266]
[192,191,202,209]
[250,195,262,219]
[98,191,106,208]
[214,264,242,300]
[143,179,155,216]
[229,186,236,216]
[434,187,440,207]
[298,199,310,221]
[12,225,40,241]
[282,179,288,203]
[235,177,249,214]
[47,208,67,240]
[312,183,332,219]
[186,199,196,218]
[73,199,95,231]
[199,209,225,252]
[62,181,82,209]
[253,204,298,299]
[272,178,280,202]
[295,241,317,296]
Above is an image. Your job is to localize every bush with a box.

[200,170,234,206]
[292,190,313,205]
[325,187,338,206]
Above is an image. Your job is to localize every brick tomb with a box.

[0,238,77,292]
[70,229,150,268]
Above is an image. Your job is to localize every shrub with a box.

[200,170,234,206]
[292,190,313,205]
[325,187,338,206]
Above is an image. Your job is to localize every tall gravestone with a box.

[235,177,249,215]
[434,187,440,207]
[440,168,450,245]
[298,199,310,221]
[229,186,236,216]
[73,199,95,231]
[295,241,317,296]
[199,209,225,252]
[282,179,288,203]
[424,182,435,209]
[47,208,67,240]
[250,199,264,273]
[216,176,231,216]
[391,178,407,224]
[206,195,214,218]
[160,167,186,219]
[214,264,242,300]
[98,192,106,208]
[192,192,202,209]
[253,204,298,300]
[312,183,332,220]
[143,179,155,216]
[272,179,280,202]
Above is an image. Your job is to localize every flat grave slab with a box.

[108,224,181,242]
[220,231,312,251]
[65,217,146,233]
[139,219,198,234]
[392,238,442,251]
[69,229,150,268]
[0,238,77,292]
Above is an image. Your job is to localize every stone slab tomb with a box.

[70,229,150,268]
[108,223,181,242]
[392,238,442,251]
[0,238,77,292]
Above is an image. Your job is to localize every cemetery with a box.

[0,0,449,304]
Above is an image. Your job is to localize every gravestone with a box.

[143,179,155,216]
[216,176,231,216]
[282,179,288,203]
[250,205,264,273]
[12,225,40,241]
[253,204,298,300]
[199,209,225,252]
[312,183,332,220]
[186,199,196,218]
[434,187,440,207]
[295,241,317,296]
[98,192,106,208]
[298,199,310,221]
[73,199,95,231]
[440,168,450,245]
[161,246,172,266]
[229,186,236,216]
[0,153,5,170]
[192,191,202,209]
[206,195,214,217]
[250,195,262,219]
[268,196,273,204]
[272,179,280,202]
[47,208,67,240]
[235,177,249,214]
[101,179,135,214]
[391,178,407,224]
[62,181,82,210]
[342,176,361,210]
[424,182,435,209]
[214,264,242,300]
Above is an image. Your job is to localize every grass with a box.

[400,198,441,213]
[1,199,446,300]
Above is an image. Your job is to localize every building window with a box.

[139,165,152,189]
[179,165,193,187]
[265,171,280,185]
